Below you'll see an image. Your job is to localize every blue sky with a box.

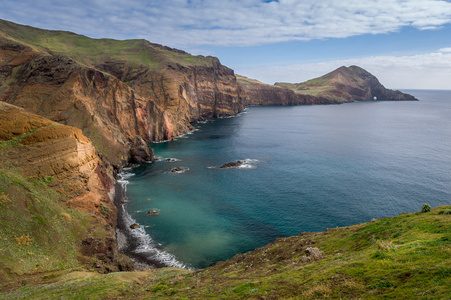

[1,0,451,89]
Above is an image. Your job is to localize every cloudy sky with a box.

[1,0,451,89]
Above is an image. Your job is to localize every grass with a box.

[0,161,92,283]
[1,205,449,299]
[0,19,215,71]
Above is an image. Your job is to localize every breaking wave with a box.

[117,170,189,269]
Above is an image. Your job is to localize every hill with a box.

[1,204,449,299]
[275,65,417,102]
[0,18,244,173]
[0,102,133,283]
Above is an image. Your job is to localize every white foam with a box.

[168,167,189,174]
[237,159,259,169]
[117,170,189,269]
[164,157,181,162]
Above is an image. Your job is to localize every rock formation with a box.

[237,75,336,106]
[238,66,416,105]
[274,65,417,102]
[0,102,132,273]
[0,19,245,178]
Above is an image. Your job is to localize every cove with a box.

[118,90,451,269]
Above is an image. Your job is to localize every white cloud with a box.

[439,47,451,53]
[237,50,451,90]
[1,0,451,47]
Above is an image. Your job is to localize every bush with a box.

[421,203,431,213]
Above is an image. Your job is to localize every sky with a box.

[1,0,451,89]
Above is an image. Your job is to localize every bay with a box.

[120,89,451,269]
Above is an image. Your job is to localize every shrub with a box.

[421,203,431,213]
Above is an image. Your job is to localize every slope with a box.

[275,65,417,102]
[2,205,449,299]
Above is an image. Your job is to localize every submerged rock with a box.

[220,160,244,169]
[165,158,181,162]
[171,167,187,173]
[146,210,160,216]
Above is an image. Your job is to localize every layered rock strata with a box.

[0,102,132,272]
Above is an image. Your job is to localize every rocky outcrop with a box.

[0,23,245,175]
[220,160,245,169]
[0,102,133,273]
[237,75,339,106]
[274,66,417,102]
[238,66,417,105]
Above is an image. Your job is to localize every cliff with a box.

[275,65,417,102]
[2,205,450,298]
[237,75,338,106]
[238,66,417,106]
[0,102,132,281]
[0,19,244,175]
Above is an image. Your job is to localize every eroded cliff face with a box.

[236,75,337,106]
[274,66,418,102]
[0,102,132,273]
[0,38,244,174]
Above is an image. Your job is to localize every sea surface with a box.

[118,90,451,269]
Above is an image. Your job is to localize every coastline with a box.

[113,173,189,270]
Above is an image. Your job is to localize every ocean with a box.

[117,90,451,269]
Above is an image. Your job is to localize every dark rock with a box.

[146,210,160,216]
[171,167,187,173]
[165,158,180,162]
[129,136,153,164]
[130,223,139,229]
[220,160,244,169]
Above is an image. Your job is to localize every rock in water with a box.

[220,160,244,169]
[171,167,187,173]
[165,158,181,162]
[130,223,139,229]
[146,210,160,216]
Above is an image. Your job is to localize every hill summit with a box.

[275,65,417,102]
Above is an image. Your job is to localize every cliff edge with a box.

[0,102,132,281]
[275,65,417,102]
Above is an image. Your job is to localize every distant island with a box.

[1,19,445,300]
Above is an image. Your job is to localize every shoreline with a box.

[113,177,189,270]
[113,181,167,270]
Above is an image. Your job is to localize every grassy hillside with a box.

[0,19,215,69]
[275,66,377,101]
[2,205,449,299]
[0,141,92,284]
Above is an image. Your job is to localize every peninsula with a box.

[2,19,445,300]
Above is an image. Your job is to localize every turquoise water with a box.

[120,90,451,269]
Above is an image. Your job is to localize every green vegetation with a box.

[0,145,92,283]
[421,203,432,213]
[0,19,215,71]
[1,205,449,299]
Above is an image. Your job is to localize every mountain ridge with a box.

[1,19,439,299]
[273,65,417,102]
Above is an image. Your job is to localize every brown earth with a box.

[0,102,133,273]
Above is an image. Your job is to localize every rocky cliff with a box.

[0,19,244,176]
[237,75,338,106]
[0,102,132,278]
[275,65,417,102]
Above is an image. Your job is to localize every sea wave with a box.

[237,159,259,169]
[117,170,189,269]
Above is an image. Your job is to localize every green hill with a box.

[275,65,417,101]
[0,19,215,70]
[1,205,449,299]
